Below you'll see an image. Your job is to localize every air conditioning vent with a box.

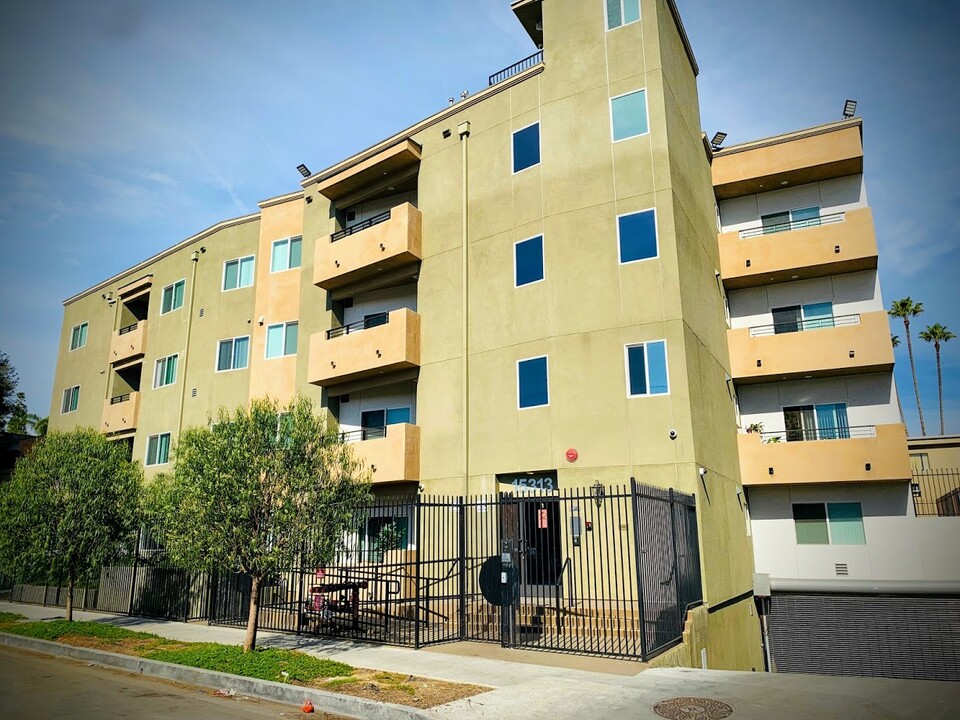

[835,563,849,576]
[191,388,198,398]
[199,308,205,318]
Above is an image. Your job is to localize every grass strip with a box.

[0,619,156,641]
[0,612,26,623]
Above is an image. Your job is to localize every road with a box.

[0,646,349,719]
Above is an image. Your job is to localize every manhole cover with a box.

[652,697,733,720]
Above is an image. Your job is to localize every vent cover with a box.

[340,394,350,403]
[835,563,849,576]
[199,308,205,318]
[191,388,198,398]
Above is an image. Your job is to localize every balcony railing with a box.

[339,426,388,444]
[748,313,861,337]
[110,393,132,405]
[489,50,543,86]
[326,312,390,340]
[757,425,877,443]
[739,212,845,239]
[118,322,139,335]
[331,210,391,243]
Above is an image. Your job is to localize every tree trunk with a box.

[904,318,926,435]
[243,575,262,652]
[936,343,944,435]
[65,576,74,623]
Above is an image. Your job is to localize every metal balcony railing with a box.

[489,50,543,86]
[758,425,876,443]
[338,426,387,444]
[326,312,389,340]
[748,313,861,337]
[110,393,131,405]
[331,210,391,243]
[739,212,845,239]
[118,322,139,335]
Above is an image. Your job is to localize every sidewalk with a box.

[4,601,959,719]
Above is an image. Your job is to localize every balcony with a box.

[340,424,421,484]
[101,392,140,436]
[309,308,421,388]
[110,321,148,366]
[489,50,543,86]
[728,310,893,383]
[719,208,878,289]
[314,203,422,291]
[737,423,911,486]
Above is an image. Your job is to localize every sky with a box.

[0,0,957,436]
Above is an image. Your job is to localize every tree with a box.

[147,396,372,652]
[0,428,143,621]
[6,407,41,435]
[919,324,956,435]
[891,335,906,426]
[889,298,926,435]
[0,352,25,430]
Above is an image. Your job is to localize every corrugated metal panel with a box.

[769,592,960,681]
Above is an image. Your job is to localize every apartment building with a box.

[48,0,766,668]
[714,121,960,680]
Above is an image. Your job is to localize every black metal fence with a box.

[912,469,960,517]
[489,51,544,86]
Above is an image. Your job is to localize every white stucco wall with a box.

[748,482,960,583]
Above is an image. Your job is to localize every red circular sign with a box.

[565,448,578,462]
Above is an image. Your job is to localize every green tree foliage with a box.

[919,323,956,435]
[147,396,372,651]
[0,351,26,430]
[0,428,143,621]
[889,298,926,435]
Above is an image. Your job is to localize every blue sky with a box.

[0,0,957,436]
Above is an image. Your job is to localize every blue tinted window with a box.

[515,236,544,286]
[607,0,640,29]
[611,90,648,141]
[518,356,549,408]
[513,123,540,173]
[386,407,411,425]
[618,209,658,263]
[627,341,668,396]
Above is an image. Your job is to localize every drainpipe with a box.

[177,247,205,434]
[459,121,471,497]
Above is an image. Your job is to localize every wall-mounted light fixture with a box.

[591,481,605,509]
[296,164,311,178]
[842,99,857,118]
[710,131,727,150]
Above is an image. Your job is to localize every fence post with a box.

[667,488,683,634]
[295,542,305,635]
[127,528,141,616]
[629,477,648,661]
[414,496,422,650]
[458,496,467,641]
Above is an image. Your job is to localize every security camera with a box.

[698,467,708,477]
[668,429,678,440]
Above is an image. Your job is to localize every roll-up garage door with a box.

[768,592,960,681]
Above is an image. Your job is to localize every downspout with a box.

[176,247,205,433]
[459,121,471,497]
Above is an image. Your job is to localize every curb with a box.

[0,632,438,720]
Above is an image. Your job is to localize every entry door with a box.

[501,497,561,599]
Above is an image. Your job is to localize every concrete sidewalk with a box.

[3,601,958,719]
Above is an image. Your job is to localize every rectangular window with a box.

[802,301,834,330]
[910,453,930,471]
[60,385,80,414]
[270,236,303,272]
[518,355,549,409]
[161,279,186,314]
[618,209,658,263]
[266,322,298,358]
[386,407,412,425]
[784,403,849,441]
[772,303,834,334]
[611,89,648,141]
[794,502,866,545]
[514,235,545,287]
[625,340,669,396]
[223,256,255,291]
[146,432,171,466]
[606,0,640,30]
[512,122,540,173]
[216,336,250,371]
[761,206,822,235]
[69,322,88,351]
[153,354,179,388]
[361,409,386,429]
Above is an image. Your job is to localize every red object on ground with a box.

[565,448,578,462]
[301,700,315,713]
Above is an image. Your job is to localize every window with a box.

[910,453,931,471]
[512,122,540,173]
[69,322,88,351]
[514,235,545,287]
[793,502,866,545]
[761,206,821,234]
[359,407,412,431]
[617,209,658,263]
[153,354,179,388]
[265,322,298,358]
[161,279,185,314]
[517,356,549,408]
[362,515,410,562]
[783,403,849,442]
[271,236,303,273]
[216,336,250,371]
[223,256,255,291]
[772,302,835,334]
[625,340,669,396]
[606,0,640,29]
[611,89,648,141]
[60,385,80,414]
[145,432,171,466]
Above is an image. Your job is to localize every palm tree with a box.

[919,324,955,435]
[891,335,906,426]
[889,298,926,435]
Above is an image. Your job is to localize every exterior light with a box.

[711,132,727,150]
[296,164,311,178]
[591,481,605,508]
[911,482,922,497]
[843,99,857,118]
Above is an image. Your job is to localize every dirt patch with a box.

[53,635,188,655]
[312,668,489,709]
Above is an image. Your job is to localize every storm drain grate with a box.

[653,697,734,720]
